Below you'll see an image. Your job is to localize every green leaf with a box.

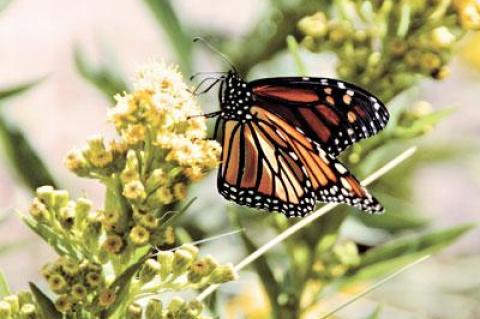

[0,115,57,191]
[0,270,11,297]
[161,197,197,229]
[74,45,128,103]
[343,224,475,284]
[355,192,429,232]
[359,223,475,268]
[0,77,44,101]
[356,209,428,233]
[29,282,62,319]
[321,256,429,319]
[101,253,151,318]
[21,214,78,258]
[142,0,193,74]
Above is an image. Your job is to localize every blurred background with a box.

[0,0,479,318]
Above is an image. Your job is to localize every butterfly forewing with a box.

[218,118,317,217]
[250,77,389,156]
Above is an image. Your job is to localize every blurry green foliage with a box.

[0,270,11,297]
[74,46,129,104]
[142,0,193,75]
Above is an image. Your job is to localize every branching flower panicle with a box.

[19,61,235,318]
[299,0,480,101]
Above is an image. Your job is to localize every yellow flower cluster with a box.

[298,0,479,101]
[42,257,105,313]
[0,291,38,318]
[108,61,220,179]
[63,61,222,255]
[454,0,480,30]
[66,60,220,205]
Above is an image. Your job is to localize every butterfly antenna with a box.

[193,37,239,73]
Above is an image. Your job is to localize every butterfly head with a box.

[219,71,254,121]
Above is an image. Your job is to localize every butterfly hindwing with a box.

[218,118,316,217]
[250,77,389,156]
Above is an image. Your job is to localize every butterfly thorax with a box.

[219,71,254,122]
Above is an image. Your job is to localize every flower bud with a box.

[0,301,11,318]
[123,124,146,146]
[139,213,159,229]
[48,274,68,293]
[59,205,75,230]
[125,150,139,170]
[179,244,198,260]
[431,26,455,48]
[36,186,55,207]
[168,297,185,314]
[54,295,73,313]
[208,263,238,284]
[129,225,150,245]
[121,167,140,185]
[184,166,203,182]
[146,169,168,191]
[17,291,33,306]
[123,181,147,202]
[71,283,88,301]
[83,136,113,168]
[327,20,351,45]
[333,240,360,267]
[52,190,70,210]
[173,183,187,200]
[127,302,143,319]
[147,186,174,206]
[189,255,218,279]
[298,12,328,38]
[157,251,174,280]
[19,304,37,319]
[101,210,120,228]
[58,257,78,276]
[64,149,89,175]
[172,249,193,276]
[83,218,102,246]
[432,66,450,80]
[29,198,48,220]
[86,271,104,288]
[139,259,161,283]
[109,140,128,158]
[74,197,92,222]
[329,264,347,278]
[102,234,124,254]
[187,300,203,315]
[419,52,441,72]
[98,289,116,308]
[145,298,163,319]
[163,226,175,245]
[4,295,19,313]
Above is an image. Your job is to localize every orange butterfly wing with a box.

[217,107,384,217]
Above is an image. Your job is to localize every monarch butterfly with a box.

[192,38,389,218]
